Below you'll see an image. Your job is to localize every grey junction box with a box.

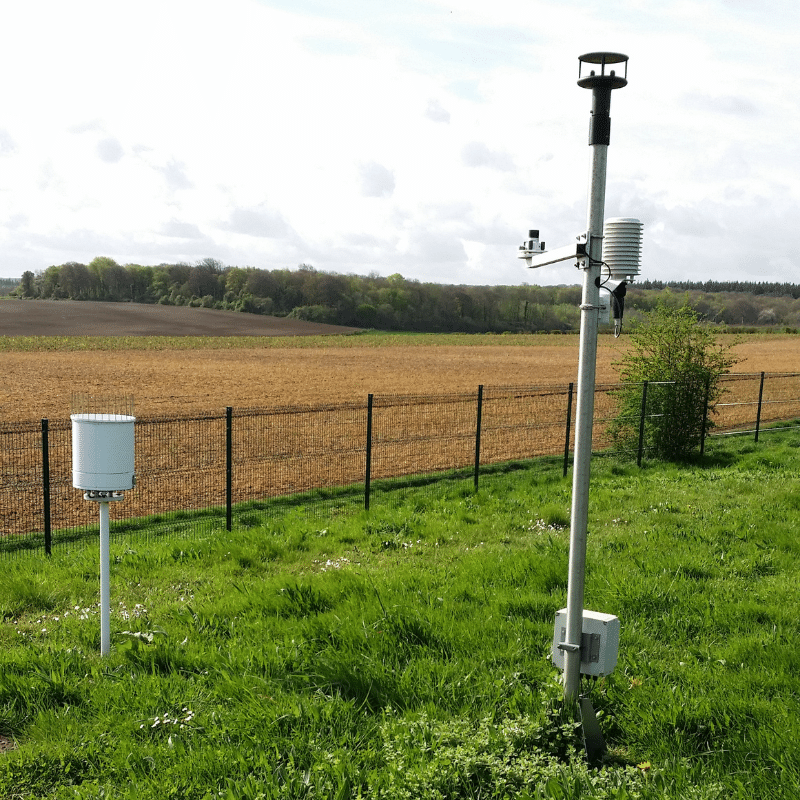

[551,609,620,677]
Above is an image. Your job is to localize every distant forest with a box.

[9,258,800,333]
[0,278,19,296]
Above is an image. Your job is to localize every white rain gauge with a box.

[71,394,135,656]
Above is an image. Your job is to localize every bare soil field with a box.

[1,300,799,536]
[1,339,599,421]
[0,299,361,337]
[0,299,798,422]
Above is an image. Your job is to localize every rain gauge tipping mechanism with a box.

[71,394,136,656]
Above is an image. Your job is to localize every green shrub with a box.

[609,304,738,461]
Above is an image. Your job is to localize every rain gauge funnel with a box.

[71,395,135,656]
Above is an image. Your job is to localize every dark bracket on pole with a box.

[579,695,607,765]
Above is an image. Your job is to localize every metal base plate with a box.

[579,695,607,765]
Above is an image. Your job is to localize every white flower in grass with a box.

[144,708,196,732]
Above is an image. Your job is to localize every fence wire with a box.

[715,373,800,434]
[482,385,572,462]
[2,374,799,552]
[0,421,43,544]
[232,403,367,507]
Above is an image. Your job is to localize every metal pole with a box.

[637,381,649,467]
[226,407,233,531]
[99,501,111,656]
[700,376,710,458]
[474,385,484,492]
[563,140,608,700]
[365,394,373,510]
[755,372,765,442]
[41,419,52,556]
[563,382,574,478]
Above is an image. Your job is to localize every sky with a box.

[0,0,797,287]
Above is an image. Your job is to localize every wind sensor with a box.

[519,54,641,337]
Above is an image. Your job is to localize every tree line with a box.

[12,258,584,333]
[10,257,800,333]
[0,277,19,296]
[638,279,800,299]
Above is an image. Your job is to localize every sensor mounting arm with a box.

[519,241,588,269]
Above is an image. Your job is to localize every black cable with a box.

[591,257,612,288]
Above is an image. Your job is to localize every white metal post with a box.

[99,501,111,656]
[563,143,608,700]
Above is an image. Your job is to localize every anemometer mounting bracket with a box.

[518,230,595,270]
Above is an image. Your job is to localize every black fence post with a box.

[755,371,766,442]
[41,419,52,556]
[700,376,711,458]
[637,381,648,467]
[563,382,574,478]
[474,385,483,492]
[226,407,233,531]
[365,394,373,511]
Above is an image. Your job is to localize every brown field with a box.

[0,299,361,337]
[3,338,606,421]
[1,300,799,536]
[0,299,798,422]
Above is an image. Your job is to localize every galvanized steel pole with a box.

[563,53,628,700]
[563,145,607,699]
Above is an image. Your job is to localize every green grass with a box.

[0,329,773,353]
[0,331,588,352]
[1,432,800,798]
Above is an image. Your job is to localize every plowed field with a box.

[1,300,799,536]
[0,298,798,422]
[2,339,601,421]
[0,299,361,337]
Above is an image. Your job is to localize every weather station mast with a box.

[518,52,632,754]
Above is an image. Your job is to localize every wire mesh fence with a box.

[715,373,800,436]
[0,420,44,544]
[233,403,367,501]
[1,373,799,554]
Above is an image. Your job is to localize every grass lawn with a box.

[1,429,799,798]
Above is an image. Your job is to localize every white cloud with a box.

[681,93,760,117]
[359,162,396,198]
[96,137,124,164]
[0,130,16,156]
[461,142,515,172]
[0,0,796,289]
[156,160,193,192]
[424,99,451,123]
[160,220,205,240]
[226,206,293,239]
